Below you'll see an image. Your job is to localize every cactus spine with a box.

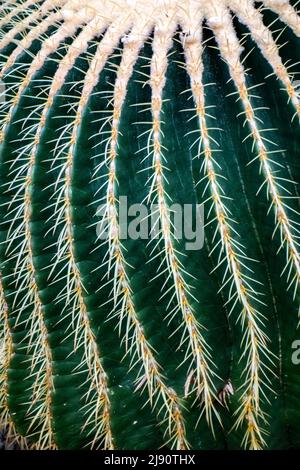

[0,0,299,450]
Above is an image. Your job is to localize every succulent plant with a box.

[0,0,299,451]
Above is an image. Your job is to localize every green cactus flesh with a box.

[0,0,299,450]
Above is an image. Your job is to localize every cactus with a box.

[0,0,299,451]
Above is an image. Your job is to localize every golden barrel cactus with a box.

[0,0,299,450]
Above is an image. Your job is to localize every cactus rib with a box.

[0,0,299,451]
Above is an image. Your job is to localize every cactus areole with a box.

[0,0,299,451]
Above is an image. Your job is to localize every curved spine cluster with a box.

[262,0,300,35]
[0,276,27,449]
[208,1,300,301]
[230,0,300,120]
[29,19,117,449]
[22,177,56,449]
[0,0,38,29]
[143,12,220,429]
[0,0,299,451]
[0,0,67,53]
[181,9,271,449]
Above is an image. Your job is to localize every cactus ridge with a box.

[0,0,299,450]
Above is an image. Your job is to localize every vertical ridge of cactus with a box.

[0,6,64,68]
[0,0,37,29]
[228,1,300,296]
[263,0,300,35]
[0,274,28,449]
[147,14,221,431]
[92,18,190,450]
[0,0,299,450]
[181,13,273,449]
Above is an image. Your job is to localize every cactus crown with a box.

[0,0,299,450]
